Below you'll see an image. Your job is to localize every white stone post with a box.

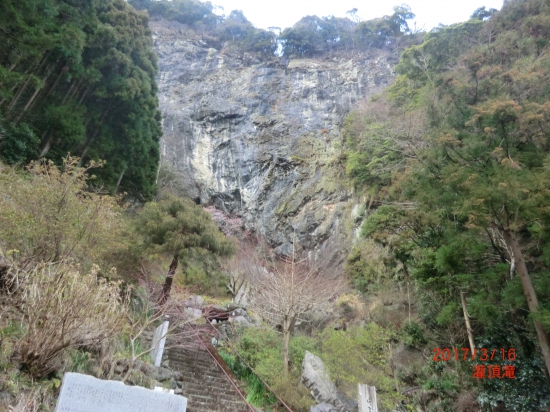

[358,384,378,412]
[150,321,169,367]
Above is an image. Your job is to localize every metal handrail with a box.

[186,325,256,412]
[205,320,294,412]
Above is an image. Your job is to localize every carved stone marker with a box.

[151,321,169,367]
[358,384,377,412]
[302,351,339,404]
[55,372,187,412]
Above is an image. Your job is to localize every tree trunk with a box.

[5,52,51,113]
[14,65,55,124]
[461,291,476,354]
[77,88,89,106]
[18,63,58,116]
[7,75,31,112]
[158,255,178,306]
[282,318,291,375]
[43,65,68,102]
[39,130,53,158]
[504,229,550,377]
[15,85,42,122]
[77,111,108,166]
[115,166,127,193]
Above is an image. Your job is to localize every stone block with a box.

[230,316,252,327]
[183,307,202,319]
[55,372,187,412]
[311,402,337,412]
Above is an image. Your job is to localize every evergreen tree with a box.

[0,0,161,199]
[345,0,550,407]
[135,194,235,305]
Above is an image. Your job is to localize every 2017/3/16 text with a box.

[432,348,516,362]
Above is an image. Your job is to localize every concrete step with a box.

[164,330,250,412]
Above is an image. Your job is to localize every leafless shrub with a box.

[9,389,40,412]
[6,261,127,378]
[248,240,345,373]
[117,276,203,381]
[156,160,186,197]
[221,241,259,304]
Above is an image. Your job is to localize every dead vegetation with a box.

[2,260,127,378]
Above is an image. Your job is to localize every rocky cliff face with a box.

[152,18,395,264]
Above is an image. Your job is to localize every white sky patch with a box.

[212,0,506,31]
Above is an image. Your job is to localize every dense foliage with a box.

[279,5,417,57]
[221,324,399,411]
[130,0,421,58]
[135,193,235,299]
[0,0,161,200]
[343,0,550,409]
[0,158,237,406]
[0,157,123,268]
[129,0,278,55]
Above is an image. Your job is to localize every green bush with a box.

[218,351,276,408]
[320,325,401,409]
[0,119,40,164]
[228,328,317,410]
[0,157,124,268]
[401,321,428,348]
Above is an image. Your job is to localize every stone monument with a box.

[55,372,187,412]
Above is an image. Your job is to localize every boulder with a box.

[301,351,339,405]
[301,351,355,412]
[234,286,249,306]
[134,360,182,382]
[230,316,252,327]
[183,307,202,319]
[183,295,204,308]
[225,303,247,312]
[311,403,338,412]
[230,308,248,318]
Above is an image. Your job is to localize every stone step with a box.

[164,331,250,412]
[182,385,244,398]
[182,383,245,398]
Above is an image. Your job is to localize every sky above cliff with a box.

[212,0,505,31]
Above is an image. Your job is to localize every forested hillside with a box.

[130,0,421,57]
[3,0,550,411]
[0,0,161,199]
[344,0,550,409]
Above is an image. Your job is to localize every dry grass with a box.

[5,261,127,378]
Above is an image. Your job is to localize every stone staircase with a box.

[164,325,251,412]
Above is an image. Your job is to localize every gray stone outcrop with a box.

[152,18,396,265]
[311,402,340,412]
[301,351,356,412]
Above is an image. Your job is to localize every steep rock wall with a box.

[152,18,395,262]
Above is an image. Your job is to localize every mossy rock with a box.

[125,369,156,388]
